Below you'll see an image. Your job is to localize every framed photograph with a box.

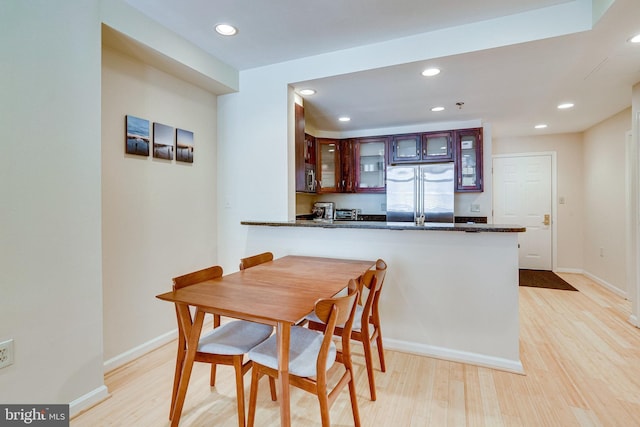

[176,128,194,163]
[153,122,174,160]
[125,115,150,156]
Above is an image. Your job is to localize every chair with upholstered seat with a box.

[170,265,274,427]
[239,251,274,270]
[247,280,361,427]
[307,258,387,401]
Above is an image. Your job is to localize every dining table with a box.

[156,255,376,427]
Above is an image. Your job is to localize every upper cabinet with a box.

[354,137,387,193]
[316,138,342,193]
[390,131,453,164]
[454,128,483,192]
[294,104,316,193]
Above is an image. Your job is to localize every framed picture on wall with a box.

[125,115,150,156]
[176,128,194,163]
[153,122,174,160]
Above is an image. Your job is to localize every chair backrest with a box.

[172,265,223,290]
[359,259,387,321]
[239,252,274,270]
[313,279,359,374]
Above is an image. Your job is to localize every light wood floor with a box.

[71,273,640,426]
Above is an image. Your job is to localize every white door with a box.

[493,155,552,270]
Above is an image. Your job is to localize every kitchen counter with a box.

[241,219,525,233]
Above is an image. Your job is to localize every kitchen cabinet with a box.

[316,138,342,193]
[354,136,387,193]
[454,128,483,192]
[390,131,453,164]
[294,103,317,193]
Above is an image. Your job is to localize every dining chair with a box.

[307,258,388,401]
[239,251,274,270]
[170,265,274,427]
[246,280,361,427]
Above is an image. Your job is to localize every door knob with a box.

[543,214,550,226]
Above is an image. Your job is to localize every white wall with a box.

[583,108,631,295]
[101,47,218,365]
[0,0,105,410]
[493,133,585,271]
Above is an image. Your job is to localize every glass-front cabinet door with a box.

[455,128,483,192]
[422,131,453,161]
[316,138,340,193]
[355,137,387,193]
[391,133,421,163]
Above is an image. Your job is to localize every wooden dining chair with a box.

[307,258,388,401]
[246,280,361,427]
[239,251,274,270]
[170,265,274,427]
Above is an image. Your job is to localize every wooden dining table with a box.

[156,255,376,427]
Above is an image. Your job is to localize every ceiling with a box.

[126,0,640,138]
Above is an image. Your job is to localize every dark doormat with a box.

[519,269,578,291]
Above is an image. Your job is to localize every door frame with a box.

[492,151,558,271]
[630,114,640,328]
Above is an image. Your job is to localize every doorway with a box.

[493,153,556,270]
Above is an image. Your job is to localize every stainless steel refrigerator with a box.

[386,162,454,223]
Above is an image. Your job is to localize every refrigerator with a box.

[386,162,455,223]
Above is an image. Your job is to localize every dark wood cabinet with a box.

[390,131,453,164]
[454,128,483,192]
[295,104,317,193]
[316,138,342,193]
[354,136,387,193]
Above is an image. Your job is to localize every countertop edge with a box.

[241,220,525,233]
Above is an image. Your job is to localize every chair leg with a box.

[375,329,386,372]
[233,357,246,427]
[247,365,262,427]
[268,376,277,401]
[347,368,361,427]
[210,363,217,387]
[317,384,331,427]
[361,336,377,401]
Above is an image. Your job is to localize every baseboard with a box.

[69,385,109,418]
[383,338,525,375]
[103,329,178,374]
[582,271,628,299]
[554,267,583,274]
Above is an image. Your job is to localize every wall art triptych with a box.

[125,115,194,163]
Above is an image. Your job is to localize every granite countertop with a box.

[241,219,525,233]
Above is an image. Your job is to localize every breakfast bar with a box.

[240,219,526,373]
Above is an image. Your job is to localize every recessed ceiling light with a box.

[215,24,237,36]
[298,89,316,96]
[557,102,574,110]
[431,106,445,112]
[421,68,441,77]
[338,116,351,122]
[534,124,548,129]
[629,34,640,43]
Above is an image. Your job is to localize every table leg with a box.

[171,307,205,427]
[276,321,291,427]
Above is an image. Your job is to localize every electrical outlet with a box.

[0,339,14,369]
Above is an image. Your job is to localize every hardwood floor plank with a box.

[71,274,640,426]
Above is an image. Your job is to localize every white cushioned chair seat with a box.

[248,326,336,378]
[197,320,273,355]
[306,305,363,332]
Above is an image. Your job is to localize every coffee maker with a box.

[312,202,335,221]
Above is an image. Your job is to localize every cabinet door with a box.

[391,133,421,163]
[316,138,341,193]
[455,129,483,192]
[294,103,307,192]
[422,131,453,161]
[355,137,387,193]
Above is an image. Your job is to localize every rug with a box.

[518,269,578,291]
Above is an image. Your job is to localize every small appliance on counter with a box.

[312,202,335,221]
[335,208,360,221]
